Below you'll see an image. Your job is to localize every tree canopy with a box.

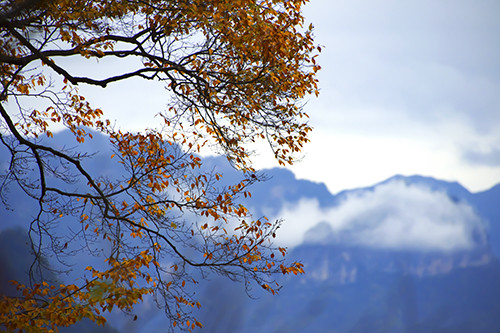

[0,0,319,331]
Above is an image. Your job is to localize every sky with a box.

[290,0,500,193]
[75,0,500,195]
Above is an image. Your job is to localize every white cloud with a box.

[271,180,485,252]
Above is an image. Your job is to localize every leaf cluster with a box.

[0,0,319,331]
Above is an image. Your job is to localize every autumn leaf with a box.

[0,0,314,331]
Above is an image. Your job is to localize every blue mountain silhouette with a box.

[2,131,500,332]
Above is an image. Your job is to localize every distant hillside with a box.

[2,130,500,332]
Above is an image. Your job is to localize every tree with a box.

[0,0,320,331]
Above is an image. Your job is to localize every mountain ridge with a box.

[2,130,500,332]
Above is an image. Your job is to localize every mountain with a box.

[2,130,500,332]
[470,184,500,256]
[132,171,500,333]
[190,172,500,333]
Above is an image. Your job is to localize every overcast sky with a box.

[285,0,500,193]
[79,0,500,194]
